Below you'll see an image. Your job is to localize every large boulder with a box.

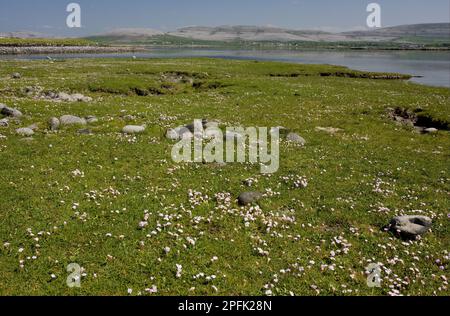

[60,115,87,126]
[238,192,263,206]
[388,215,432,240]
[122,125,146,134]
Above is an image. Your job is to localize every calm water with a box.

[2,48,450,88]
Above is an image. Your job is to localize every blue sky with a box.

[0,0,449,36]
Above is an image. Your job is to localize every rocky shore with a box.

[0,45,144,55]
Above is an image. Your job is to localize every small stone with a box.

[11,72,21,79]
[85,116,98,124]
[60,115,87,126]
[16,127,34,137]
[0,118,8,127]
[286,132,306,146]
[423,128,438,134]
[122,125,146,134]
[48,117,60,131]
[238,192,263,206]
[389,215,432,240]
[71,93,92,102]
[315,126,343,134]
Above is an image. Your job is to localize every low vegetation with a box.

[0,58,448,296]
[0,38,97,47]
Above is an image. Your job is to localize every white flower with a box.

[145,285,158,294]
[176,264,183,278]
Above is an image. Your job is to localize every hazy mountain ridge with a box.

[343,23,450,38]
[94,23,450,44]
[2,23,449,45]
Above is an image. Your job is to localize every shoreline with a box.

[1,44,449,55]
[0,45,145,55]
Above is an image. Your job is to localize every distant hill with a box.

[84,23,449,45]
[167,25,351,42]
[3,23,448,47]
[343,23,450,38]
[86,28,164,43]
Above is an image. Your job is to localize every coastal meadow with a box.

[0,57,448,296]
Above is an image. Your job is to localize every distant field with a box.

[0,58,448,296]
[0,38,97,47]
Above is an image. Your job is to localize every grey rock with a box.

[71,93,92,102]
[122,125,146,134]
[46,92,92,102]
[286,132,306,146]
[389,215,432,239]
[423,128,438,134]
[16,127,34,137]
[0,118,8,127]
[11,72,21,79]
[238,192,263,206]
[48,117,60,130]
[85,115,98,124]
[60,115,87,126]
[1,105,23,118]
[315,126,343,134]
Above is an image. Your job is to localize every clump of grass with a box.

[0,38,97,47]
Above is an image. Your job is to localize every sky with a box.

[0,0,449,36]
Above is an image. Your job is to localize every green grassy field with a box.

[0,38,97,47]
[0,58,448,296]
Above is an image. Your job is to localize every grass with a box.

[0,58,449,296]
